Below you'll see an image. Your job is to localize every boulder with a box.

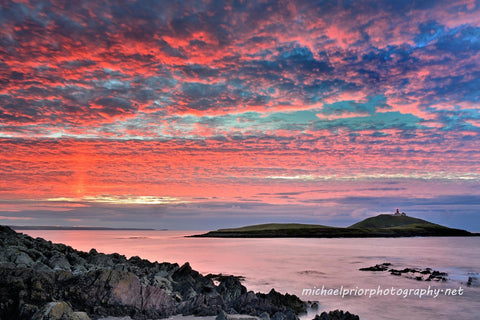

[216,275,248,306]
[49,252,71,271]
[64,269,176,318]
[73,312,90,320]
[31,301,90,320]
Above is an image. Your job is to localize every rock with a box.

[263,289,306,314]
[177,292,226,316]
[420,268,432,275]
[19,303,40,319]
[64,269,176,318]
[0,225,17,236]
[216,312,260,320]
[284,309,297,320]
[128,255,155,270]
[14,251,35,267]
[259,311,271,320]
[359,263,390,271]
[217,310,229,320]
[313,310,360,320]
[0,267,57,316]
[49,252,72,271]
[153,274,173,293]
[308,301,319,310]
[87,253,115,268]
[3,246,36,267]
[271,312,286,320]
[73,311,91,320]
[228,315,260,320]
[216,275,248,306]
[71,264,87,275]
[33,261,53,272]
[362,262,448,282]
[31,301,90,320]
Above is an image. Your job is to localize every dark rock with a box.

[73,312,90,320]
[49,252,71,271]
[262,289,306,314]
[431,270,448,277]
[216,309,229,320]
[259,311,271,320]
[0,225,16,236]
[362,262,449,283]
[467,275,478,287]
[359,263,390,271]
[31,301,90,320]
[271,311,286,320]
[63,269,176,318]
[427,273,447,282]
[313,310,360,320]
[19,303,39,320]
[284,309,297,320]
[216,275,248,306]
[177,292,225,316]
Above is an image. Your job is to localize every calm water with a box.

[18,230,480,320]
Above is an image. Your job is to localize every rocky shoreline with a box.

[0,226,360,320]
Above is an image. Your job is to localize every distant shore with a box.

[191,215,476,238]
[9,225,161,231]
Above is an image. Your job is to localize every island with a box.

[192,212,475,238]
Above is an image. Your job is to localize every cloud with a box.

[2,189,480,231]
[1,0,478,133]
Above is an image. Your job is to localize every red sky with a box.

[1,0,479,230]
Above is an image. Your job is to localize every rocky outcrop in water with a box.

[313,310,360,320]
[360,262,448,282]
[358,263,391,272]
[0,226,309,320]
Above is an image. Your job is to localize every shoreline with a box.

[0,225,359,320]
[8,225,158,231]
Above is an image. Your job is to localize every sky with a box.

[0,0,479,231]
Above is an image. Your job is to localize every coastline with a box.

[8,225,157,231]
[0,226,359,320]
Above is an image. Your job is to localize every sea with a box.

[17,230,480,320]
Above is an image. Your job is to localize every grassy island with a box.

[193,214,475,238]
